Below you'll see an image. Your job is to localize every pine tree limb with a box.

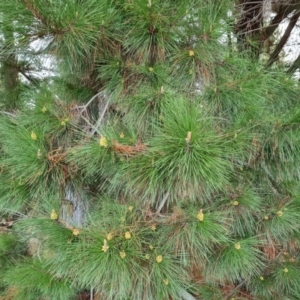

[260,4,296,42]
[266,11,300,67]
[23,0,50,27]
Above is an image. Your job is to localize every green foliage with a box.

[1,0,300,299]
[4,259,76,300]
[261,198,300,243]
[207,237,265,283]
[111,96,234,205]
[0,233,21,271]
[162,205,228,268]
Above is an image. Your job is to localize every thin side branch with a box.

[90,287,93,300]
[73,90,105,116]
[89,96,111,136]
[0,111,17,117]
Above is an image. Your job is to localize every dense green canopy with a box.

[0,1,300,299]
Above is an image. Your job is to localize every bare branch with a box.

[23,0,50,27]
[261,4,298,42]
[72,90,105,116]
[0,111,17,117]
[156,191,170,215]
[89,95,111,137]
[267,11,300,67]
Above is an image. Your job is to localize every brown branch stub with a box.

[0,218,14,233]
[46,147,73,179]
[112,141,146,156]
[47,148,66,165]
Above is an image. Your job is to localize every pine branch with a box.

[260,5,296,42]
[266,11,300,67]
[23,0,50,27]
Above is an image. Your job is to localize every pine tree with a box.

[1,0,300,299]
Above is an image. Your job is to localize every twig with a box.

[225,279,247,300]
[156,191,170,215]
[0,111,17,117]
[178,288,197,300]
[37,240,41,261]
[275,248,284,260]
[89,95,111,137]
[90,287,93,300]
[73,90,105,116]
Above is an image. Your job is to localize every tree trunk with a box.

[1,18,19,111]
[235,0,264,56]
[61,183,87,227]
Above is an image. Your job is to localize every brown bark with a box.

[235,0,300,58]
[235,0,264,56]
[1,19,19,110]
[267,11,300,67]
[260,4,294,42]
